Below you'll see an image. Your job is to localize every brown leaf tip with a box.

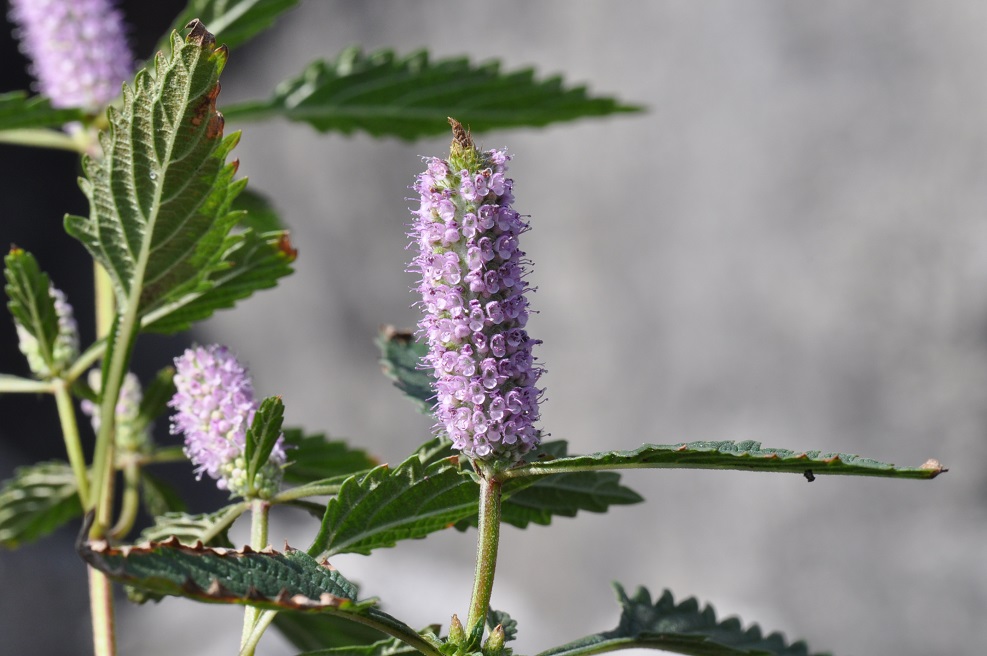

[184,19,216,48]
[921,458,947,475]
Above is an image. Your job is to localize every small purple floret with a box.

[169,345,286,495]
[9,0,134,110]
[410,127,543,463]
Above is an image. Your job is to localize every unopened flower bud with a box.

[448,614,466,646]
[482,624,506,656]
[81,369,150,453]
[410,119,543,465]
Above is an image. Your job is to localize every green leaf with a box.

[282,428,379,486]
[503,440,946,481]
[0,91,85,131]
[309,454,475,558]
[232,187,286,233]
[538,584,828,656]
[499,441,642,528]
[139,471,188,518]
[274,612,390,652]
[164,0,299,52]
[297,636,423,656]
[141,227,296,334]
[222,47,642,140]
[377,326,432,415]
[245,395,285,490]
[80,533,365,611]
[64,22,242,322]
[137,507,242,547]
[3,247,59,372]
[0,461,82,548]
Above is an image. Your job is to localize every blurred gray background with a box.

[4,1,987,654]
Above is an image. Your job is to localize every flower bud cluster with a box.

[81,369,150,453]
[169,345,286,498]
[9,0,134,111]
[410,128,543,463]
[15,286,78,378]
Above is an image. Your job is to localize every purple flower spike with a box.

[9,0,134,111]
[410,119,543,465]
[169,345,286,497]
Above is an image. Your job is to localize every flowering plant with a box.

[0,3,945,656]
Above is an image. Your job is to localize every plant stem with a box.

[0,128,86,152]
[240,499,271,655]
[240,610,278,656]
[88,565,116,656]
[53,377,90,507]
[110,458,141,539]
[465,475,502,646]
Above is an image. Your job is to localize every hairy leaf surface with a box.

[377,326,432,414]
[504,440,945,481]
[65,22,244,323]
[0,91,84,130]
[3,248,60,373]
[141,228,295,333]
[137,508,241,547]
[0,461,82,548]
[80,535,364,610]
[222,47,642,139]
[538,585,828,656]
[309,455,475,558]
[281,429,378,485]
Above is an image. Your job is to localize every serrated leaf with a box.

[282,428,378,485]
[222,47,642,140]
[234,187,286,233]
[0,461,82,548]
[141,227,295,334]
[309,455,476,558]
[503,440,945,481]
[452,441,642,530]
[139,471,188,518]
[538,584,828,656]
[4,248,60,372]
[377,326,432,414]
[0,91,85,130]
[138,508,241,547]
[298,636,423,656]
[245,395,285,490]
[64,22,242,322]
[275,612,391,652]
[164,0,299,52]
[80,534,365,611]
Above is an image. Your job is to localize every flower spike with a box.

[9,0,134,111]
[169,345,286,497]
[410,119,544,466]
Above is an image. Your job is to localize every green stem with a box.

[88,565,117,656]
[271,481,344,503]
[52,378,90,507]
[465,475,502,646]
[240,610,278,656]
[94,263,115,342]
[110,458,141,539]
[0,374,55,393]
[0,128,86,152]
[240,499,271,655]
